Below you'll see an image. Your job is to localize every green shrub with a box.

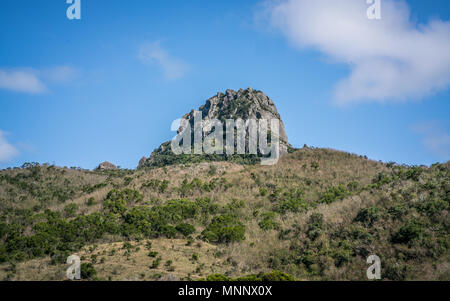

[320,185,350,204]
[347,181,360,192]
[122,242,133,250]
[354,207,381,226]
[80,263,97,280]
[208,165,217,176]
[222,199,245,215]
[372,172,392,187]
[165,260,173,267]
[260,270,295,281]
[141,179,169,193]
[63,203,78,218]
[333,240,353,267]
[273,188,307,214]
[201,214,245,243]
[162,225,177,238]
[86,197,96,206]
[404,167,423,181]
[104,189,143,215]
[259,187,268,196]
[176,223,196,237]
[417,199,448,216]
[258,212,279,231]
[388,204,409,218]
[276,198,308,214]
[150,257,162,269]
[306,213,323,240]
[392,219,423,244]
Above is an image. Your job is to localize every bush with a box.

[80,263,97,280]
[392,219,423,244]
[208,165,217,176]
[306,213,323,240]
[273,189,307,214]
[141,179,169,193]
[417,199,448,216]
[104,189,143,215]
[259,270,295,281]
[176,223,196,237]
[259,187,268,196]
[201,214,245,243]
[63,203,78,218]
[258,212,279,231]
[320,185,350,204]
[162,225,177,238]
[86,197,96,206]
[276,198,308,214]
[388,204,409,218]
[347,181,359,192]
[404,167,423,181]
[150,257,162,269]
[354,207,381,226]
[333,240,353,267]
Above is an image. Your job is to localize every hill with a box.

[0,147,448,280]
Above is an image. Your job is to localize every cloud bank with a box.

[264,0,450,104]
[0,66,78,94]
[0,131,18,162]
[139,42,189,80]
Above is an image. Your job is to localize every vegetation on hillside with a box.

[0,148,448,281]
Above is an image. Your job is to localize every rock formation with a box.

[97,161,118,170]
[139,88,292,168]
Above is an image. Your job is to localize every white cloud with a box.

[0,130,18,162]
[0,69,46,94]
[264,0,450,104]
[0,66,78,94]
[413,122,450,160]
[139,42,189,80]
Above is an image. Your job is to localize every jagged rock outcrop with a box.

[97,161,118,171]
[139,88,292,168]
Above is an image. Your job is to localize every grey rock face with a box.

[179,87,290,156]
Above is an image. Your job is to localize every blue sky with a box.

[0,0,449,169]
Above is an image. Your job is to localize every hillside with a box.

[0,147,449,281]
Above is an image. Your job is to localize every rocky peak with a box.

[180,87,289,148]
[139,88,291,168]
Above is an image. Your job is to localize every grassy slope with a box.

[0,147,448,281]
